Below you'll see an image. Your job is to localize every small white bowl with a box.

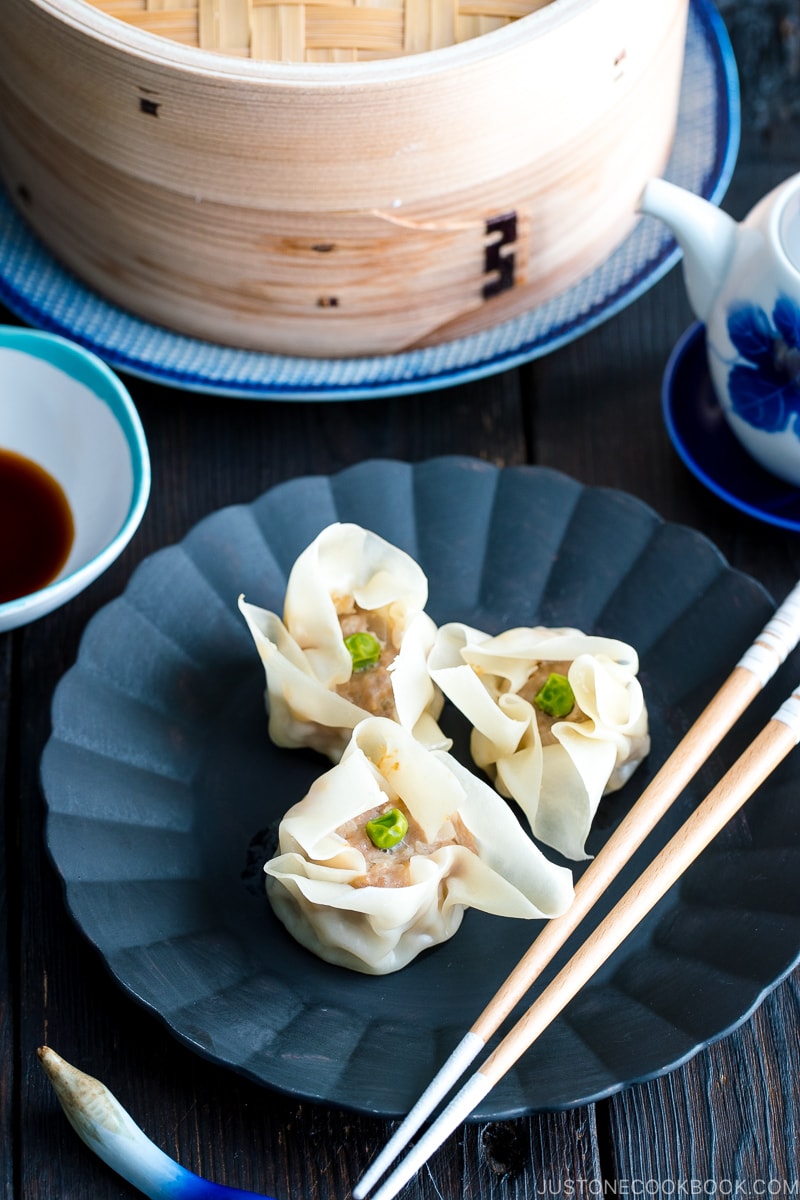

[0,326,150,632]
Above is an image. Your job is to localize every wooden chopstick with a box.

[353,580,800,1200]
[365,684,800,1200]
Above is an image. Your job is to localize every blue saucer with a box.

[662,322,800,532]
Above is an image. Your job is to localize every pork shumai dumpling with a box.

[428,623,650,861]
[264,717,574,975]
[239,523,447,762]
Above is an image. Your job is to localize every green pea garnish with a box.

[365,807,408,850]
[533,672,575,718]
[344,631,382,671]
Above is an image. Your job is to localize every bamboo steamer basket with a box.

[0,0,689,358]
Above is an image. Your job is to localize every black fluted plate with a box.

[41,458,800,1117]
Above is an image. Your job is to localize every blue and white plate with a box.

[0,0,738,401]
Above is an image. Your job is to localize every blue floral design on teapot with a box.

[726,297,800,436]
[639,173,800,486]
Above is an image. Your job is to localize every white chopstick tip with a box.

[353,1032,485,1200]
[772,688,800,742]
[738,580,800,682]
[367,1072,494,1200]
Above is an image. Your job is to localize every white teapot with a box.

[639,174,800,487]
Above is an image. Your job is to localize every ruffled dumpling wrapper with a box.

[238,523,447,762]
[428,624,651,861]
[264,716,574,975]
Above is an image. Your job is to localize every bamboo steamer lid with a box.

[0,0,689,357]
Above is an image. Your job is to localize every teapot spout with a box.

[638,178,738,323]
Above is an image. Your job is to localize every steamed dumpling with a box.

[264,717,574,974]
[239,523,447,762]
[428,623,650,860]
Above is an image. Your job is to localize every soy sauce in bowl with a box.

[0,326,150,633]
[0,447,75,603]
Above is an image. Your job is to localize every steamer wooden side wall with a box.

[0,0,689,357]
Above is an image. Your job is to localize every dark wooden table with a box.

[4,2,800,1195]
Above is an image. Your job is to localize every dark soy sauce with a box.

[0,447,75,603]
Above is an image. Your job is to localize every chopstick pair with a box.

[353,580,800,1200]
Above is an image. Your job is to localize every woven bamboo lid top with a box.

[88,0,555,62]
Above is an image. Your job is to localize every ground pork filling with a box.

[335,605,398,719]
[336,801,477,888]
[515,659,583,745]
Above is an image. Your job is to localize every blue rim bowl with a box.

[0,326,150,632]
